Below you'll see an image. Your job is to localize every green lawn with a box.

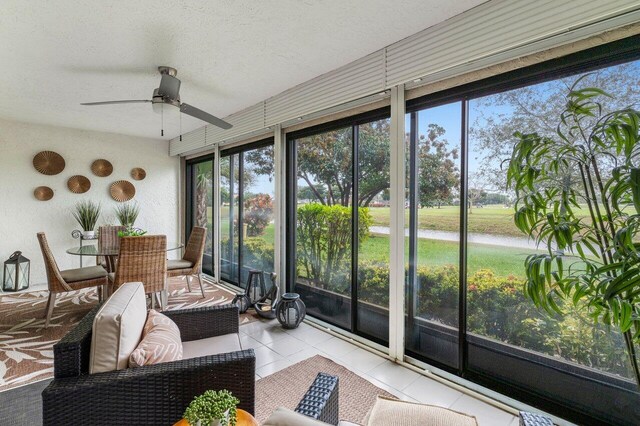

[367,204,593,238]
[209,204,552,277]
[358,234,536,276]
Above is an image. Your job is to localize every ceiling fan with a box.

[81,66,232,133]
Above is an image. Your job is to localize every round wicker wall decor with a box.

[131,167,146,181]
[110,180,136,202]
[91,159,113,177]
[67,175,91,193]
[34,186,54,201]
[33,151,65,175]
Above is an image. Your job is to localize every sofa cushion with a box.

[167,259,193,270]
[263,407,330,426]
[129,309,183,367]
[90,282,147,374]
[182,333,242,359]
[60,265,107,282]
[365,396,477,426]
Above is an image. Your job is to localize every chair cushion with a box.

[129,309,183,367]
[60,265,107,283]
[90,282,147,374]
[167,259,194,270]
[263,407,330,426]
[182,333,242,359]
[365,396,478,426]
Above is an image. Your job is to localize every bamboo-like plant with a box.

[114,201,140,228]
[72,200,101,232]
[507,76,640,386]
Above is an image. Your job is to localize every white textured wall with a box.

[0,118,180,287]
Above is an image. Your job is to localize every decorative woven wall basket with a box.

[110,180,136,202]
[34,186,54,201]
[131,167,146,181]
[67,175,91,194]
[91,159,113,177]
[33,151,65,175]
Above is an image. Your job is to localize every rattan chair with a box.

[108,235,167,309]
[37,232,107,327]
[97,225,126,272]
[167,226,206,298]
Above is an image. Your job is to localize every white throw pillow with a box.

[89,282,147,374]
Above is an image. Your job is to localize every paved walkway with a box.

[370,226,540,250]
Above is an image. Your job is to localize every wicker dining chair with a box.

[167,226,207,298]
[108,235,167,309]
[37,232,107,327]
[96,225,126,272]
[97,225,127,272]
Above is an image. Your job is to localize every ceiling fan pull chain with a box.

[161,103,164,137]
[180,110,182,142]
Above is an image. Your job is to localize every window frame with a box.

[404,34,640,425]
[286,107,391,345]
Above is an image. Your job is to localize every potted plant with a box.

[117,227,147,237]
[507,78,640,387]
[72,201,101,239]
[114,201,140,228]
[183,389,239,426]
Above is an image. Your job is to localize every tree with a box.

[417,124,460,208]
[507,80,640,386]
[471,62,640,192]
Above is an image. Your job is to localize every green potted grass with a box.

[183,390,239,426]
[72,201,101,239]
[114,201,140,228]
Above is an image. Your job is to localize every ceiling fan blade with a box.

[81,100,152,106]
[180,103,232,130]
[158,74,181,100]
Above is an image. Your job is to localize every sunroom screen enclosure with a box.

[185,37,640,425]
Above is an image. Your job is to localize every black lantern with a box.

[232,292,251,314]
[276,293,306,329]
[246,270,267,305]
[3,251,30,292]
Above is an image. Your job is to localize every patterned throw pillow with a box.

[129,309,183,367]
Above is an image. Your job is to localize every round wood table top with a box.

[173,409,258,426]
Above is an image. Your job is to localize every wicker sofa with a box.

[41,301,255,425]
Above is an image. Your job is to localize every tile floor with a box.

[241,318,520,426]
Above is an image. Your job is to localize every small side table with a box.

[173,409,258,426]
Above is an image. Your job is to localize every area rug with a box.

[255,355,395,424]
[0,276,255,392]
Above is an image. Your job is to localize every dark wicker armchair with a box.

[42,304,255,426]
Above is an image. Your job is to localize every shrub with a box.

[296,203,371,291]
[243,194,273,237]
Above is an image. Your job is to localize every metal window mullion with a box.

[286,137,298,294]
[274,125,285,296]
[351,124,359,333]
[458,100,469,375]
[389,84,406,361]
[213,149,221,282]
[407,111,419,345]
[238,152,245,286]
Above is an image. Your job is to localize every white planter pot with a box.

[194,409,230,426]
[82,230,95,239]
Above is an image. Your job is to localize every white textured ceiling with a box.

[0,0,485,140]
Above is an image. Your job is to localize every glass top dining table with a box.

[66,242,183,257]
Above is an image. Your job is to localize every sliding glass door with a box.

[287,110,391,345]
[402,40,640,425]
[220,139,275,290]
[186,155,214,276]
[405,102,462,370]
